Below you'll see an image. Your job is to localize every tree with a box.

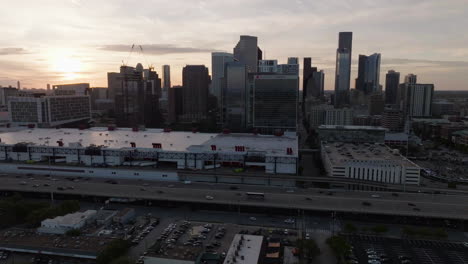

[296,239,321,262]
[65,229,81,237]
[97,239,131,264]
[110,257,132,264]
[326,235,351,261]
[344,223,357,233]
[371,225,388,234]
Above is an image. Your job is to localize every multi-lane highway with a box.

[1,174,468,220]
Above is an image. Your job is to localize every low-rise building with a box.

[223,234,263,264]
[321,142,420,185]
[38,210,97,234]
[318,125,387,143]
[113,208,135,224]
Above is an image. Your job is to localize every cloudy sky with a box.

[1,0,467,91]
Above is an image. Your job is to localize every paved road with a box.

[1,175,468,220]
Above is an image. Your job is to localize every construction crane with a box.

[122,44,135,66]
[139,45,154,71]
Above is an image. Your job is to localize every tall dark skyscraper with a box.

[162,65,171,91]
[181,65,210,122]
[303,57,313,100]
[355,53,381,95]
[385,70,400,105]
[111,63,162,128]
[168,85,183,123]
[233,35,261,73]
[334,32,353,108]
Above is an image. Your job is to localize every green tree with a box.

[326,235,351,261]
[97,239,131,264]
[65,229,81,237]
[296,239,321,262]
[344,223,357,233]
[371,225,388,234]
[110,257,132,264]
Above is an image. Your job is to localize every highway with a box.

[1,174,468,220]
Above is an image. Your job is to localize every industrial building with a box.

[0,127,298,176]
[38,210,97,234]
[321,142,420,185]
[223,234,263,264]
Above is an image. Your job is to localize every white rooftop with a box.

[223,234,263,264]
[0,127,298,156]
[42,210,96,226]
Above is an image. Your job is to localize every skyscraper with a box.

[181,65,210,122]
[111,64,163,128]
[334,32,353,108]
[253,74,299,132]
[211,52,234,108]
[303,57,313,100]
[385,70,400,105]
[355,53,381,95]
[404,83,434,117]
[404,74,417,84]
[310,70,325,98]
[162,65,171,91]
[224,62,248,131]
[233,35,260,73]
[168,85,183,123]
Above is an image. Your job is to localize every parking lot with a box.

[345,234,468,264]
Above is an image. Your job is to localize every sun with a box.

[50,51,84,80]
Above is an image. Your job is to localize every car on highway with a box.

[205,195,214,200]
[284,218,295,224]
[249,217,257,221]
[19,181,27,185]
[371,194,381,198]
[33,184,40,188]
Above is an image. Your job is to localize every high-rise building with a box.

[233,35,260,73]
[181,65,210,122]
[309,70,325,99]
[211,52,234,108]
[162,65,171,92]
[404,74,417,84]
[168,86,183,123]
[334,32,353,108]
[385,70,400,105]
[224,62,248,131]
[111,64,163,128]
[8,95,91,128]
[52,83,90,96]
[253,74,299,132]
[368,93,384,116]
[404,83,434,117]
[355,53,381,95]
[303,57,313,100]
[382,109,403,132]
[324,107,354,126]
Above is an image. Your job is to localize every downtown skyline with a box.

[0,0,468,91]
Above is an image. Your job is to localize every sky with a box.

[0,0,468,91]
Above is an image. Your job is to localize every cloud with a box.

[382,58,468,68]
[0,48,28,55]
[99,44,219,55]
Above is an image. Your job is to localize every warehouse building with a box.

[38,210,97,234]
[321,142,420,185]
[0,127,298,175]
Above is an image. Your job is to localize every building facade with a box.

[334,32,353,108]
[8,95,91,127]
[385,70,400,105]
[322,142,420,185]
[253,74,298,132]
[224,62,248,131]
[404,83,434,118]
[211,52,234,108]
[181,65,210,122]
[52,83,90,96]
[233,35,259,73]
[355,53,381,95]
